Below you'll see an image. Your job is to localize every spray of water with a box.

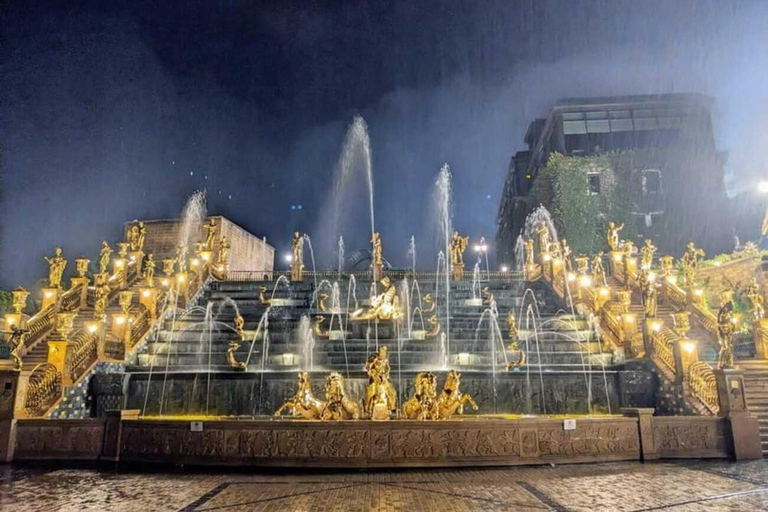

[434,164,453,360]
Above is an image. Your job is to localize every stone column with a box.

[672,338,698,384]
[713,369,763,460]
[621,408,658,461]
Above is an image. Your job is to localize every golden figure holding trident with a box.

[44,247,67,288]
[449,231,469,280]
[290,232,304,282]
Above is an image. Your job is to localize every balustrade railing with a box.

[225,269,525,283]
[21,305,58,353]
[663,280,687,310]
[60,283,84,311]
[651,326,677,376]
[690,303,718,334]
[688,361,720,414]
[129,305,151,349]
[65,329,98,384]
[600,302,623,346]
[25,363,62,417]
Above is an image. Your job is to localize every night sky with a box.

[2,1,768,288]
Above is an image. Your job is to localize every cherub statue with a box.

[99,241,113,274]
[144,254,156,286]
[449,231,469,280]
[127,225,140,251]
[641,239,657,271]
[291,232,304,281]
[44,247,67,288]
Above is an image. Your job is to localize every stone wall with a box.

[124,216,274,273]
[697,256,762,306]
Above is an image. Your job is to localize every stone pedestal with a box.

[129,251,144,275]
[139,288,159,319]
[40,287,59,311]
[291,262,303,282]
[47,338,71,386]
[609,251,624,276]
[111,314,130,352]
[714,369,748,417]
[621,408,659,461]
[672,338,698,383]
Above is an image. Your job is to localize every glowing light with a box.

[714,261,722,267]
[116,316,125,325]
[694,289,704,297]
[44,291,53,298]
[284,254,293,263]
[543,254,552,262]
[130,255,136,261]
[201,253,211,262]
[458,352,471,365]
[115,259,124,268]
[87,324,98,333]
[191,259,199,267]
[6,317,15,325]
[624,315,634,324]
[217,265,225,272]
[652,322,662,332]
[142,290,151,297]
[629,258,637,266]
[666,276,677,285]
[567,273,576,282]
[177,275,186,283]
[161,279,169,287]
[682,341,696,354]
[759,181,768,194]
[580,276,592,287]
[613,253,623,262]
[648,272,656,283]
[474,244,488,252]
[599,287,609,297]
[731,316,739,325]
[500,266,509,272]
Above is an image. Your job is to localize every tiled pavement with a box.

[2,460,768,511]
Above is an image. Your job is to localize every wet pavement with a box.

[2,459,768,511]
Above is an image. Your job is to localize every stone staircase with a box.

[738,359,768,455]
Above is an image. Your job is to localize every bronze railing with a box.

[690,303,718,334]
[25,363,62,417]
[651,326,677,376]
[688,361,720,414]
[663,281,688,310]
[129,305,151,349]
[65,329,98,384]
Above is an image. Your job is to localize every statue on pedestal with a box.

[204,219,217,251]
[716,292,736,369]
[535,224,550,253]
[524,239,535,267]
[561,239,573,271]
[351,277,401,321]
[449,232,469,280]
[364,346,397,420]
[144,254,156,286]
[506,312,525,370]
[748,278,765,322]
[218,235,230,265]
[44,247,67,288]
[6,325,28,370]
[99,241,113,274]
[641,239,657,271]
[607,222,624,252]
[681,242,705,286]
[175,244,188,273]
[591,252,606,286]
[290,232,304,281]
[637,269,660,318]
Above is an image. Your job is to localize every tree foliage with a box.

[531,152,635,255]
[0,290,11,317]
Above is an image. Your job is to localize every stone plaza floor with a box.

[2,459,768,511]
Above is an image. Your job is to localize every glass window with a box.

[586,111,608,120]
[562,112,584,121]
[610,118,633,132]
[563,120,587,134]
[586,120,610,133]
[588,174,601,195]
[609,110,631,119]
[565,133,588,154]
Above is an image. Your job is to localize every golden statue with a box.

[607,222,624,252]
[561,238,573,271]
[351,276,402,321]
[681,242,705,285]
[716,292,736,369]
[99,241,113,273]
[550,240,562,261]
[312,315,329,338]
[637,269,660,318]
[482,286,494,305]
[258,286,271,306]
[591,252,606,286]
[402,372,439,420]
[226,341,246,370]
[218,235,230,265]
[437,370,478,419]
[641,239,656,271]
[127,225,139,251]
[175,244,188,273]
[524,239,535,267]
[94,279,110,318]
[422,294,436,314]
[274,372,324,419]
[6,325,28,370]
[204,218,217,251]
[623,240,635,258]
[371,232,383,280]
[117,242,129,258]
[144,254,156,286]
[44,247,67,288]
[137,222,146,251]
[234,314,245,340]
[449,231,469,280]
[320,372,361,420]
[364,346,397,420]
[534,224,550,253]
[747,278,765,321]
[425,315,441,338]
[291,232,304,281]
[506,312,526,370]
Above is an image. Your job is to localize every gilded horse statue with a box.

[402,372,439,420]
[274,372,325,419]
[437,370,478,419]
[320,372,361,420]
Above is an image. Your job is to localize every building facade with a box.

[497,93,731,264]
[124,216,274,274]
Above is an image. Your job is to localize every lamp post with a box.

[473,237,490,280]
